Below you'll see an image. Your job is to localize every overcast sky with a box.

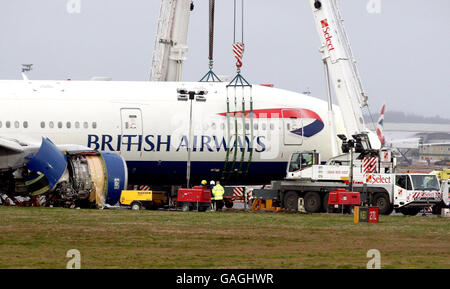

[0,0,448,118]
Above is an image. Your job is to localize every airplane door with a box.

[120,108,143,144]
[282,109,303,145]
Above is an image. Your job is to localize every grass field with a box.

[0,207,449,269]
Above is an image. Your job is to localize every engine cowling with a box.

[22,138,128,206]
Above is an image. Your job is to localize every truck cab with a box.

[286,150,357,182]
[392,174,442,215]
[286,151,320,179]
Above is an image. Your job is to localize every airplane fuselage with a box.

[0,80,345,186]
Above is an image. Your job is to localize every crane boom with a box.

[309,0,372,142]
[150,0,193,81]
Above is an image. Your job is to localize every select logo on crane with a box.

[321,19,335,52]
[365,174,392,185]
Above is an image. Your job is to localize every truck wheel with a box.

[373,193,393,215]
[181,203,190,212]
[399,207,420,216]
[432,204,443,215]
[283,191,299,211]
[131,202,142,211]
[304,192,321,213]
[225,200,234,208]
[322,193,332,213]
[198,205,209,212]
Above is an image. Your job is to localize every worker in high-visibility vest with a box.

[211,181,225,211]
[209,180,216,211]
[301,157,313,168]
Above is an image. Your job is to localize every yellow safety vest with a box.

[212,185,224,200]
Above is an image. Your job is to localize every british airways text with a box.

[87,134,267,153]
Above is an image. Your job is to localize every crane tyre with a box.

[283,191,299,211]
[373,193,393,215]
[304,192,321,213]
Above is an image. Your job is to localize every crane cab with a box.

[287,151,320,173]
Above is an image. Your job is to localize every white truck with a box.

[255,149,444,215]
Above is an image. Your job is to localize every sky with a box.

[0,0,448,118]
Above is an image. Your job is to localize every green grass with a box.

[0,207,449,268]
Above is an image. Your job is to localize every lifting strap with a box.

[229,86,239,175]
[237,88,246,174]
[199,0,221,82]
[222,93,232,177]
[221,0,253,182]
[245,87,254,174]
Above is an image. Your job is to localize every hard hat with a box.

[201,180,207,185]
[210,180,215,185]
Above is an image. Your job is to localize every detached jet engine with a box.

[0,137,127,207]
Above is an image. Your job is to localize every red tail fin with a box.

[376,104,386,145]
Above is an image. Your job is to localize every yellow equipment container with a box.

[250,198,281,212]
[434,169,450,181]
[120,190,167,210]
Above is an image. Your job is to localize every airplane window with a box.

[49,121,54,128]
[262,123,266,130]
[83,122,88,129]
[270,123,274,130]
[23,121,28,128]
[40,122,45,128]
[245,123,249,130]
[220,123,225,130]
[6,121,10,128]
[14,121,19,128]
[57,122,62,129]
[92,122,97,129]
[0,121,2,128]
[254,123,258,130]
[211,123,216,130]
[75,122,80,129]
[287,123,290,130]
[66,122,71,129]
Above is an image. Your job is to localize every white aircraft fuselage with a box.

[0,80,345,185]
